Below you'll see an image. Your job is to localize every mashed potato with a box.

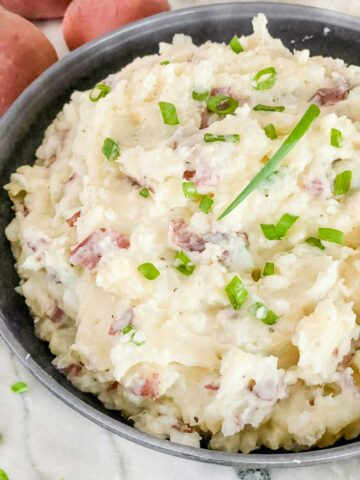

[5,15,360,453]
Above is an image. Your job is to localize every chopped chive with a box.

[159,101,179,125]
[204,133,240,143]
[183,181,198,199]
[251,268,262,281]
[207,95,238,115]
[122,324,145,346]
[192,90,210,101]
[102,137,120,161]
[248,302,278,325]
[160,60,170,65]
[229,34,244,54]
[89,83,111,102]
[264,123,278,140]
[318,227,344,245]
[137,263,160,280]
[225,275,248,310]
[0,469,9,480]
[174,251,195,276]
[139,187,150,198]
[262,262,275,276]
[218,104,320,219]
[331,128,343,148]
[251,67,277,90]
[199,195,214,214]
[305,237,325,250]
[334,170,352,195]
[253,104,285,112]
[261,213,299,240]
[11,381,28,394]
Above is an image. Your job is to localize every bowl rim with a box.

[1,1,360,468]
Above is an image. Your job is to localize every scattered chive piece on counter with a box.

[248,302,278,325]
[306,237,325,250]
[192,90,210,101]
[225,275,248,310]
[207,95,238,115]
[204,133,240,143]
[0,469,9,480]
[89,83,111,102]
[318,227,345,245]
[262,262,275,276]
[229,34,244,54]
[158,101,179,125]
[139,187,150,198]
[102,137,120,161]
[331,128,343,148]
[264,123,278,140]
[199,195,214,214]
[174,251,195,276]
[218,104,320,220]
[334,170,352,195]
[253,104,285,112]
[137,263,160,280]
[183,181,198,199]
[251,66,277,90]
[261,213,299,240]
[11,381,28,394]
[160,60,170,65]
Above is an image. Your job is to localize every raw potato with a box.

[0,7,58,116]
[63,0,170,50]
[0,0,72,19]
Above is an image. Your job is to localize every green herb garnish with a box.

[160,60,170,66]
[0,469,9,480]
[122,324,144,346]
[174,251,195,276]
[139,187,150,198]
[218,104,320,219]
[204,133,240,143]
[102,137,120,161]
[229,34,244,54]
[305,237,325,250]
[137,263,160,280]
[264,123,278,140]
[11,381,28,394]
[248,302,278,325]
[318,228,344,245]
[199,195,214,214]
[331,128,343,148]
[252,67,277,90]
[207,95,238,115]
[89,83,111,102]
[334,170,352,195]
[260,213,299,240]
[159,101,179,125]
[253,104,285,112]
[183,181,198,199]
[262,262,275,276]
[192,90,210,101]
[225,275,248,310]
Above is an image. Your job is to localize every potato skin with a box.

[0,7,58,116]
[63,0,170,51]
[0,0,72,19]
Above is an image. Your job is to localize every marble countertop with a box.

[1,1,360,479]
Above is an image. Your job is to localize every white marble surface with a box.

[1,1,360,479]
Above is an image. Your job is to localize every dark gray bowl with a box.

[1,2,360,468]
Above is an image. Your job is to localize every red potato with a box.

[63,0,170,51]
[0,0,72,19]
[0,6,58,116]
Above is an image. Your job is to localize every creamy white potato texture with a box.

[5,15,360,453]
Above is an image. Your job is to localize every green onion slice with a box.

[174,251,195,276]
[318,227,345,245]
[102,137,120,161]
[252,67,277,90]
[218,104,320,219]
[262,262,275,276]
[225,275,248,310]
[253,104,285,112]
[11,381,28,394]
[192,90,210,101]
[139,187,150,198]
[207,95,238,115]
[248,302,278,325]
[331,128,343,148]
[122,324,144,346]
[159,101,179,125]
[305,237,325,250]
[199,195,214,214]
[229,34,244,54]
[261,213,299,240]
[183,181,198,199]
[334,170,352,195]
[89,83,111,102]
[0,469,9,480]
[264,123,278,140]
[160,60,170,66]
[204,133,240,143]
[137,263,160,280]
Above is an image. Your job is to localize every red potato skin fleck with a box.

[0,0,72,19]
[0,7,58,115]
[63,0,170,51]
[66,211,81,227]
[49,305,64,323]
[61,364,82,376]
[108,309,134,336]
[304,178,324,197]
[170,219,206,253]
[132,374,160,399]
[204,383,220,391]
[311,81,349,106]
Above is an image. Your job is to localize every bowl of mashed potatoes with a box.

[1,2,360,467]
